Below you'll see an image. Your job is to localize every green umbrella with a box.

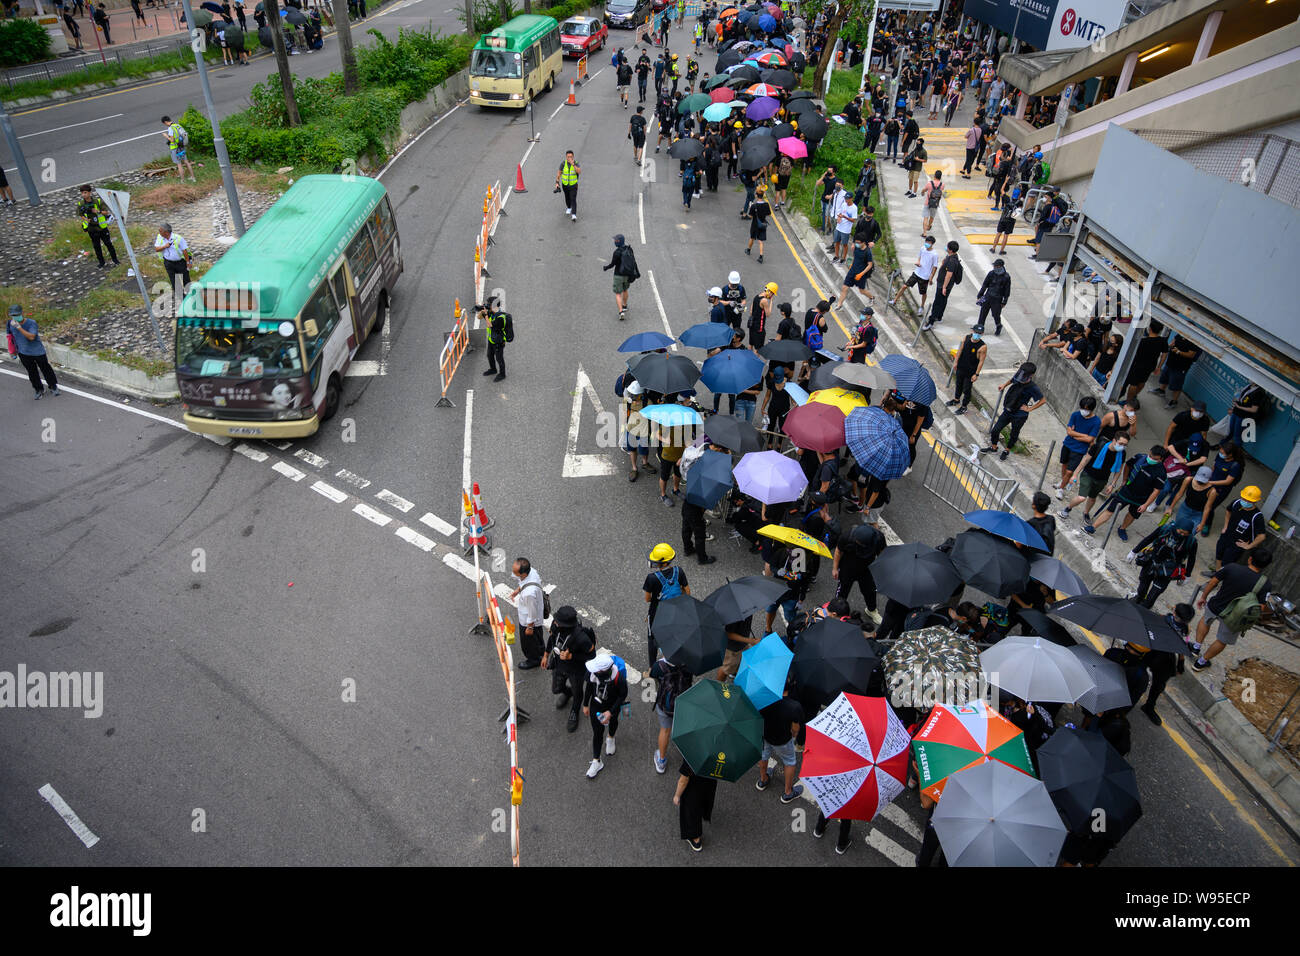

[190,8,214,26]
[704,74,731,91]
[677,92,713,115]
[671,679,763,782]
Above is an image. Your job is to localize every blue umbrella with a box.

[785,382,810,406]
[757,13,777,32]
[701,349,764,394]
[733,449,808,504]
[703,101,735,123]
[877,354,937,406]
[736,632,794,711]
[642,403,704,428]
[736,9,754,22]
[618,331,675,353]
[746,96,781,121]
[963,509,1051,552]
[680,322,736,349]
[845,406,911,481]
[685,449,734,508]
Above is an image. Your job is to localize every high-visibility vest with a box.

[166,123,184,149]
[79,199,109,231]
[560,161,579,186]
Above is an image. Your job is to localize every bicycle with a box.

[885,267,905,309]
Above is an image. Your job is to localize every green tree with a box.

[333,0,360,94]
[806,0,875,94]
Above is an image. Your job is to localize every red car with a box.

[560,16,607,57]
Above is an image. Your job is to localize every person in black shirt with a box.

[746,186,772,262]
[543,605,596,732]
[1192,549,1272,671]
[675,758,718,851]
[1027,491,1056,555]
[981,362,1044,461]
[635,51,651,103]
[755,689,805,803]
[1086,445,1169,541]
[759,366,793,447]
[1162,399,1209,450]
[1212,486,1268,572]
[1151,333,1201,407]
[1128,518,1198,608]
[947,330,986,414]
[923,240,961,329]
[833,523,885,616]
[628,107,648,165]
[1122,321,1168,403]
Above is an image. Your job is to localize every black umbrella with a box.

[950,529,1030,597]
[1028,555,1089,597]
[655,595,728,674]
[704,73,732,91]
[743,127,774,146]
[798,113,829,140]
[1037,728,1142,840]
[701,412,762,454]
[258,24,274,49]
[739,144,777,171]
[705,576,789,624]
[871,542,962,607]
[788,50,807,72]
[792,618,879,704]
[730,64,761,82]
[1048,595,1192,655]
[787,89,815,101]
[763,68,797,89]
[668,138,705,161]
[1015,609,1076,647]
[200,0,223,11]
[715,51,743,72]
[771,121,795,139]
[629,352,701,394]
[759,339,811,363]
[786,97,819,116]
[283,7,307,24]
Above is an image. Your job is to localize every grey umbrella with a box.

[283,7,307,25]
[932,761,1067,867]
[833,363,895,391]
[1066,645,1132,714]
[980,635,1096,705]
[1028,555,1089,597]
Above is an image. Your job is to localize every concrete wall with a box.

[999,21,1300,183]
[1028,327,1104,427]
[397,67,472,147]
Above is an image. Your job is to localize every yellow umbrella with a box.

[757,523,833,559]
[808,388,869,415]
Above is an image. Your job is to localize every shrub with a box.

[357,27,469,104]
[178,105,213,153]
[0,18,52,67]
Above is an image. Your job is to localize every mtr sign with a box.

[1059,7,1108,44]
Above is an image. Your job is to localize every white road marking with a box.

[562,365,617,478]
[335,468,372,490]
[202,434,232,446]
[310,480,348,503]
[352,502,393,526]
[493,582,516,607]
[442,551,480,581]
[271,441,293,450]
[420,512,456,537]
[375,489,414,513]
[272,461,306,482]
[544,583,556,594]
[233,443,268,462]
[589,67,604,81]
[865,828,917,867]
[638,191,646,245]
[646,270,676,350]
[0,370,184,428]
[462,388,474,493]
[293,448,328,468]
[79,130,161,153]
[937,202,1028,355]
[20,113,124,139]
[395,526,437,551]
[879,801,925,841]
[549,102,565,120]
[575,605,610,626]
[878,517,904,546]
[37,784,99,849]
[521,139,538,168]
[346,360,382,376]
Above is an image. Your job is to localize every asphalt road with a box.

[1,0,466,199]
[0,50,1296,867]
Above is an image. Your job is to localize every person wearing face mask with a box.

[1088,332,1123,387]
[1054,396,1101,498]
[972,259,1011,335]
[1150,333,1201,408]
[981,362,1044,461]
[1085,445,1170,541]
[891,235,940,315]
[1097,398,1140,443]
[1154,429,1208,514]
[1061,432,1129,523]
[1164,464,1218,536]
[1200,441,1244,536]
[946,329,986,415]
[1210,485,1268,574]
[922,240,962,330]
[1127,518,1198,611]
[1162,399,1209,450]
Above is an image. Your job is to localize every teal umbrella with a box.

[704,101,735,123]
[736,632,793,711]
[677,92,713,114]
[671,679,764,782]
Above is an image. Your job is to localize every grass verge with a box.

[3,46,224,102]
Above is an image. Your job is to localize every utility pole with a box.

[464,0,474,34]
[181,0,245,236]
[0,97,40,207]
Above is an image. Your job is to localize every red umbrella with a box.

[744,82,783,98]
[802,693,911,821]
[752,50,787,68]
[782,401,846,452]
[777,136,807,159]
[710,87,736,104]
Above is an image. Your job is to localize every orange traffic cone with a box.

[472,481,494,530]
[513,162,527,193]
[567,79,578,106]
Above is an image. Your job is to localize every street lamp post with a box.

[181,0,245,237]
[0,98,40,207]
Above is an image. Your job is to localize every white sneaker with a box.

[571,213,578,221]
[586,759,604,779]
[566,208,572,215]
[1055,486,1064,500]
[606,736,617,756]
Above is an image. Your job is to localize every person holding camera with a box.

[479,296,510,382]
[543,605,595,734]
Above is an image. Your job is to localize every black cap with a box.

[614,234,625,245]
[553,605,578,626]
[1191,399,1207,411]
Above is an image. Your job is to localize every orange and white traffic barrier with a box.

[437,300,471,408]
[576,54,588,84]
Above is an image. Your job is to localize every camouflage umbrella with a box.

[880,626,982,709]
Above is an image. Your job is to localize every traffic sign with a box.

[96,188,131,224]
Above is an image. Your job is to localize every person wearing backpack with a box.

[1126,516,1198,609]
[921,239,961,330]
[844,307,878,365]
[509,558,548,669]
[479,296,510,382]
[582,653,628,778]
[544,605,596,733]
[919,168,945,237]
[649,654,693,774]
[603,234,639,319]
[644,543,691,668]
[774,152,794,208]
[1191,548,1272,672]
[161,115,195,181]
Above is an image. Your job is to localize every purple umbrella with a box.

[746,96,781,121]
[733,450,808,505]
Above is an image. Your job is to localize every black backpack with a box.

[619,246,641,282]
[502,312,515,343]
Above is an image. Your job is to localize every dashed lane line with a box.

[420,512,457,537]
[310,480,349,503]
[38,784,99,849]
[294,448,328,468]
[353,503,393,527]
[376,489,415,513]
[395,526,437,552]
[336,469,373,490]
[233,443,269,462]
[271,461,306,482]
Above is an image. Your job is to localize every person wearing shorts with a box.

[161,115,195,181]
[717,615,755,682]
[656,425,685,506]
[1192,549,1272,671]
[991,209,1016,255]
[1061,434,1128,522]
[838,237,874,305]
[890,236,939,313]
[755,691,804,803]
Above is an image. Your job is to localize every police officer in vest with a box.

[555,150,581,222]
[154,222,193,290]
[480,295,507,383]
[77,185,119,269]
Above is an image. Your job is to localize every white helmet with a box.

[728,271,741,285]
[707,286,723,298]
[626,380,644,396]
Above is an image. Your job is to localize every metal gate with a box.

[921,438,1018,515]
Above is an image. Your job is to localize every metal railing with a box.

[3,34,193,90]
[1132,128,1300,210]
[1264,685,1300,770]
[921,437,1018,516]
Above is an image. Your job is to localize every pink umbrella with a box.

[710,87,736,103]
[777,136,807,159]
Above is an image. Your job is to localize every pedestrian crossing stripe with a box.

[945,198,1002,213]
[962,234,1034,245]
[918,128,966,137]
[941,189,991,199]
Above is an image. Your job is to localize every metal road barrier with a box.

[922,438,1018,515]
[436,301,472,408]
[474,180,504,304]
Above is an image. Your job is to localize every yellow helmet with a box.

[734,121,744,129]
[672,53,679,60]
[648,543,676,563]
[765,282,778,294]
[1240,485,1263,503]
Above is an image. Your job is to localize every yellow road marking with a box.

[962,233,1032,246]
[776,204,1298,865]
